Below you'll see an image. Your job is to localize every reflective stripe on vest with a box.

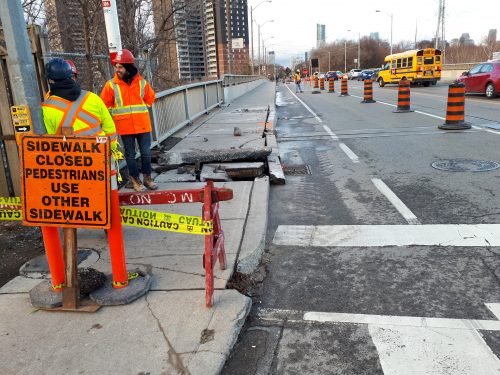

[43,90,102,135]
[109,79,148,116]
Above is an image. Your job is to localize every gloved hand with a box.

[111,148,125,161]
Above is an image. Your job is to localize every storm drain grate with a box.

[431,159,500,172]
[282,164,312,175]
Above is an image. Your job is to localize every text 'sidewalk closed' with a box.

[20,135,111,229]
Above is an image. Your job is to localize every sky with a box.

[247,0,500,67]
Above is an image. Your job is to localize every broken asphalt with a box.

[0,80,278,375]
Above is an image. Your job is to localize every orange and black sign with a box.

[20,135,111,229]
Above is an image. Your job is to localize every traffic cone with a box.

[339,77,349,96]
[108,166,129,288]
[438,82,471,130]
[41,226,65,291]
[393,78,414,113]
[328,77,335,93]
[319,77,325,90]
[312,76,320,94]
[361,79,375,103]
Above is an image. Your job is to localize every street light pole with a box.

[328,51,331,71]
[376,10,393,55]
[257,20,273,75]
[250,1,272,75]
[358,32,361,69]
[344,40,347,72]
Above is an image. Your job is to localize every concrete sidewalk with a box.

[0,80,276,375]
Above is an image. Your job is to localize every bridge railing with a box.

[151,74,262,147]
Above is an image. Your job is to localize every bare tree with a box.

[22,0,44,25]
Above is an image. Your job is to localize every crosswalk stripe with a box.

[273,224,500,247]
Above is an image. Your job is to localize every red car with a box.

[458,61,500,99]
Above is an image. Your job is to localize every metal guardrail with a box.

[151,74,261,147]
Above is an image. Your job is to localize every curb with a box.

[236,176,269,275]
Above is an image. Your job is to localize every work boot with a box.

[129,176,146,192]
[143,174,158,190]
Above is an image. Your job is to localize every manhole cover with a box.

[431,159,500,172]
[283,164,311,175]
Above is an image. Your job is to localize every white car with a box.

[348,69,362,80]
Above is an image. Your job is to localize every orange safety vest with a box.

[42,90,118,147]
[100,74,155,136]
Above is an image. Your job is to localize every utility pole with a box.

[250,6,254,74]
[0,0,44,133]
[226,0,232,74]
[258,25,261,75]
[101,0,122,58]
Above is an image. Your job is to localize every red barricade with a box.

[119,181,232,307]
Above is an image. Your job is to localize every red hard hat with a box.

[66,60,78,77]
[112,49,135,65]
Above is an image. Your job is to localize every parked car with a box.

[357,70,374,81]
[336,71,343,78]
[348,69,362,80]
[371,68,381,81]
[325,71,339,80]
[458,61,500,98]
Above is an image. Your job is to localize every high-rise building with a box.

[488,29,497,44]
[316,24,325,48]
[204,0,218,78]
[370,32,380,41]
[215,0,250,76]
[45,0,107,54]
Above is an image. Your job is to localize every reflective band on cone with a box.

[320,77,325,90]
[438,82,471,130]
[361,79,376,103]
[393,78,414,113]
[339,77,349,96]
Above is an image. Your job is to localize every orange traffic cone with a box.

[438,82,471,130]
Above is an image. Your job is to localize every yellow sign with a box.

[20,135,111,229]
[11,106,34,145]
[120,207,213,235]
[0,210,22,220]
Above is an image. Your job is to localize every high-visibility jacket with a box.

[295,73,301,82]
[42,90,119,150]
[100,74,155,136]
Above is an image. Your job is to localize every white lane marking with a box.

[371,178,420,224]
[486,303,500,320]
[322,125,338,140]
[272,224,500,247]
[370,325,500,375]
[473,125,500,135]
[339,143,360,163]
[352,94,448,120]
[285,84,322,123]
[303,311,500,330]
[323,117,360,164]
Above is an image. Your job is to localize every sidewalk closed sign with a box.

[20,135,111,229]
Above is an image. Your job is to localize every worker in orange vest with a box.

[41,58,136,291]
[100,49,157,192]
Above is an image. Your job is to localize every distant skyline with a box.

[248,0,500,67]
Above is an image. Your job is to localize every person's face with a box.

[114,63,126,79]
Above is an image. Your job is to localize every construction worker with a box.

[295,70,303,93]
[41,58,135,291]
[100,49,157,192]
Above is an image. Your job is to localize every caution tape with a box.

[0,197,22,220]
[0,198,214,236]
[120,207,212,235]
[0,209,22,221]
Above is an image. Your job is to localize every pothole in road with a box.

[431,159,500,172]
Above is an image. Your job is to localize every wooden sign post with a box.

[20,132,111,311]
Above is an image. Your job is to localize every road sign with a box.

[20,135,111,229]
[11,105,33,145]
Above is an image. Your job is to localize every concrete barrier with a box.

[441,63,480,82]
[223,79,266,104]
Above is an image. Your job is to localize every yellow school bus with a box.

[377,48,442,87]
